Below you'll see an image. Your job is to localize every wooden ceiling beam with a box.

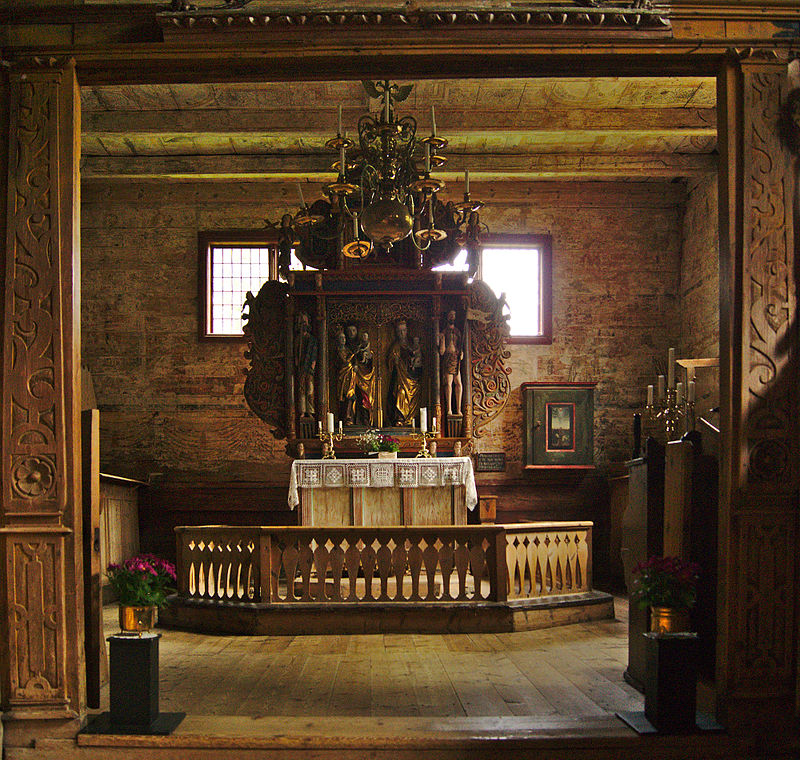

[81,107,717,135]
[80,152,716,180]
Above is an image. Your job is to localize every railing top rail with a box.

[175,524,506,535]
[175,520,594,536]
[503,521,593,530]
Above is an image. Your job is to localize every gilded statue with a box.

[387,319,422,426]
[335,324,375,425]
[439,309,463,417]
[294,311,317,417]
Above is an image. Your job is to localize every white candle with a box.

[647,385,654,406]
[340,144,346,176]
[657,375,665,400]
[431,105,436,136]
[465,169,470,195]
[411,419,415,431]
[688,380,696,403]
[676,381,684,405]
[297,182,305,208]
[339,420,343,434]
[420,407,427,432]
[353,213,359,238]
[432,416,437,432]
[428,200,434,226]
[668,347,676,389]
[318,420,322,433]
[384,88,390,122]
[425,142,430,174]
[327,412,334,433]
[338,103,342,135]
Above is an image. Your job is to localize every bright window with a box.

[433,235,552,344]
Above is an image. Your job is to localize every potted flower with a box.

[631,555,701,633]
[356,429,401,459]
[107,553,177,633]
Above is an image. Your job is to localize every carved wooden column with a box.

[285,296,296,441]
[0,58,85,742]
[716,53,798,729]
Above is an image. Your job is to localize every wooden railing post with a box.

[175,527,190,596]
[259,529,271,603]
[493,527,508,602]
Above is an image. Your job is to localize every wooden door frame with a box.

[2,21,797,742]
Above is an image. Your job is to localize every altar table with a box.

[288,457,478,526]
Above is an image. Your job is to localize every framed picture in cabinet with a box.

[522,382,596,468]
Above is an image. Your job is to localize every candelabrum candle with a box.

[338,104,342,135]
[425,142,430,174]
[431,104,436,136]
[297,182,305,208]
[318,420,322,432]
[432,416,437,432]
[340,145,346,176]
[465,169,470,195]
[327,412,334,433]
[647,384,654,406]
[657,375,665,399]
[384,89,390,122]
[420,407,427,432]
[338,420,343,434]
[676,381,684,405]
[688,380,696,403]
[353,213,359,238]
[668,347,676,388]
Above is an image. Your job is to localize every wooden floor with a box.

[97,596,642,720]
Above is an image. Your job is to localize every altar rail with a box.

[175,522,592,606]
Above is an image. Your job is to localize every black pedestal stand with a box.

[617,632,723,735]
[82,633,184,735]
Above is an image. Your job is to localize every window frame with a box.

[198,230,279,341]
[478,233,553,346]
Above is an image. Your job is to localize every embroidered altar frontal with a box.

[289,457,477,526]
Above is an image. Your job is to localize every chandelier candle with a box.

[338,104,342,136]
[465,169,470,195]
[431,105,437,136]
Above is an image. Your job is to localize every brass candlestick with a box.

[645,389,690,443]
[318,428,344,459]
[413,426,438,458]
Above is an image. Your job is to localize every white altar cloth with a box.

[288,457,478,511]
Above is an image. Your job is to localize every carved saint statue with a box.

[387,319,422,426]
[335,324,375,426]
[294,311,317,417]
[439,309,463,417]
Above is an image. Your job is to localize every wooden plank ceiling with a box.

[80,77,717,182]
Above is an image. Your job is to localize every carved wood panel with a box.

[3,69,66,517]
[0,58,83,720]
[5,536,67,705]
[730,510,796,695]
[742,67,796,491]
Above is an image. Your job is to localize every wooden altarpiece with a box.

[242,267,511,458]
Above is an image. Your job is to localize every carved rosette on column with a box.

[1,57,82,720]
[723,58,798,710]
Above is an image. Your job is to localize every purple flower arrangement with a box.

[107,553,177,607]
[631,555,701,611]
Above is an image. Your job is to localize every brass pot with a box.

[119,604,156,633]
[649,606,691,634]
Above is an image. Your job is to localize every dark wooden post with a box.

[285,296,296,440]
[0,57,85,742]
[716,53,798,729]
[462,299,473,439]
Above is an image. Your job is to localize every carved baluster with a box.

[391,540,408,601]
[407,539,424,601]
[344,540,361,601]
[422,540,439,600]
[505,534,519,599]
[297,540,314,601]
[282,542,299,601]
[577,528,589,591]
[438,540,455,601]
[454,540,470,600]
[468,541,486,600]
[376,541,392,601]
[312,539,330,601]
[328,539,345,602]
[361,542,377,601]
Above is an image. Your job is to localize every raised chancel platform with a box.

[161,522,613,635]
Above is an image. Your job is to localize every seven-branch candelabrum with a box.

[412,423,438,458]
[643,349,696,442]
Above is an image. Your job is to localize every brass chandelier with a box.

[275,80,485,272]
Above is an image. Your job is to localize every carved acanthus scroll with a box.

[468,281,511,437]
[243,281,288,438]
